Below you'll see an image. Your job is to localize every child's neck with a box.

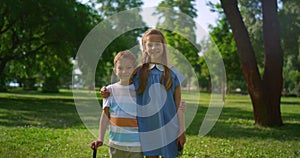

[150,58,162,63]
[118,80,130,86]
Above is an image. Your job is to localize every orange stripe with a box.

[110,117,138,127]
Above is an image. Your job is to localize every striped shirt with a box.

[103,82,141,151]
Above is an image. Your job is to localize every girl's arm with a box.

[174,86,186,149]
[91,107,110,150]
[100,86,110,98]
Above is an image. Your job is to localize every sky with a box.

[80,0,220,31]
[142,0,220,31]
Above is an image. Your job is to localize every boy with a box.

[91,50,143,158]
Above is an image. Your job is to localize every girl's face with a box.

[114,58,135,83]
[144,35,164,62]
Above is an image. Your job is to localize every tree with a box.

[0,0,98,91]
[279,0,300,96]
[85,0,146,86]
[220,0,283,126]
[208,3,244,94]
[156,0,200,90]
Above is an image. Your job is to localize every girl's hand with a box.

[179,101,186,113]
[176,133,186,150]
[100,86,110,98]
[90,140,103,150]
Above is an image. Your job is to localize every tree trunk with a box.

[227,81,230,95]
[0,57,9,91]
[222,77,226,101]
[0,62,6,77]
[42,76,59,93]
[0,74,7,92]
[261,0,283,126]
[23,78,37,91]
[220,0,283,126]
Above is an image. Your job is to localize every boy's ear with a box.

[113,67,116,74]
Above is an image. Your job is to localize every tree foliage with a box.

[208,4,244,93]
[0,0,100,91]
[279,0,300,96]
[87,0,146,87]
[156,0,200,89]
[214,0,300,95]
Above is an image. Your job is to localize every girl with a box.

[132,29,186,158]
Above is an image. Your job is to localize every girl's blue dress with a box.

[132,64,184,157]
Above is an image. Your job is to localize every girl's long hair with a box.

[136,29,172,94]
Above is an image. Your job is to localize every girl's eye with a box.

[155,43,161,47]
[147,42,162,47]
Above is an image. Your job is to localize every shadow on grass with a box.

[1,91,300,141]
[5,88,75,97]
[186,105,300,141]
[0,97,84,128]
[280,101,300,105]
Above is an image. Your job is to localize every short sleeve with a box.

[172,72,181,89]
[102,85,112,109]
[102,97,111,109]
[170,67,185,84]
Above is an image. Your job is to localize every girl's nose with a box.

[150,45,156,49]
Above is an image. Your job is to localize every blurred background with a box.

[0,0,299,96]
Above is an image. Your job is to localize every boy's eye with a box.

[147,43,153,47]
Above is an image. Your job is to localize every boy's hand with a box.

[90,140,103,150]
[100,86,110,98]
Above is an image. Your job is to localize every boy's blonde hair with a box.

[113,50,136,66]
[111,50,136,83]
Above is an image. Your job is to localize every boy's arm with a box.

[91,107,110,150]
[174,86,186,148]
[98,107,110,142]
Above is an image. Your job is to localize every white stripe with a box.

[110,125,139,134]
[110,140,141,147]
[112,96,136,102]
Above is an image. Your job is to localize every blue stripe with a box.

[110,102,137,114]
[110,102,137,108]
[110,132,140,142]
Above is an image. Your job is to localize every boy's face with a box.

[114,58,135,82]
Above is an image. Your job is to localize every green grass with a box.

[1,89,300,157]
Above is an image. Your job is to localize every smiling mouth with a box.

[149,51,160,54]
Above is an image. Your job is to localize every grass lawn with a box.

[0,88,300,157]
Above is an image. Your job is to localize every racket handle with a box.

[93,149,97,158]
